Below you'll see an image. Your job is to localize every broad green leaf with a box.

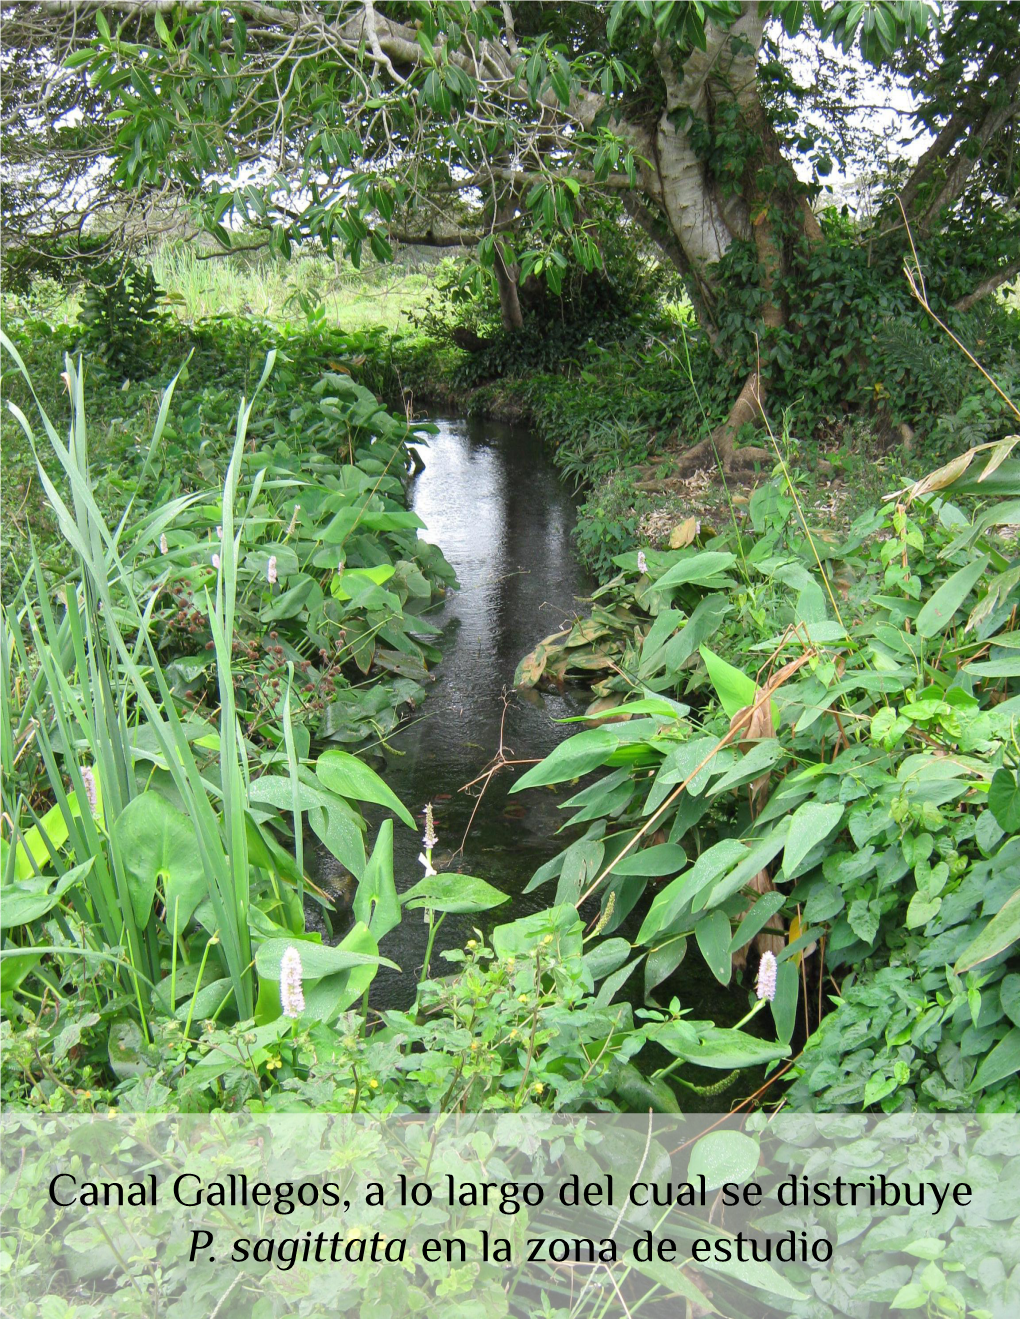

[644,934,687,997]
[700,646,779,724]
[728,892,786,953]
[971,1027,1020,1090]
[577,696,689,721]
[955,889,1020,972]
[109,1020,149,1081]
[688,1131,759,1190]
[250,776,366,878]
[612,1061,681,1113]
[782,801,844,877]
[255,938,395,980]
[700,1252,807,1302]
[966,658,1020,678]
[511,726,623,790]
[700,645,757,719]
[989,768,1020,834]
[1000,974,1020,1027]
[609,842,687,877]
[771,959,799,1044]
[653,552,736,591]
[13,799,72,880]
[0,951,42,995]
[353,820,401,940]
[903,1240,947,1261]
[302,923,381,1023]
[695,909,732,984]
[170,977,233,1024]
[915,556,988,637]
[582,937,631,981]
[891,1282,929,1309]
[0,860,94,929]
[637,839,747,942]
[112,793,205,930]
[629,1257,716,1313]
[316,749,415,828]
[663,1025,790,1070]
[332,564,395,599]
[906,891,941,929]
[401,872,509,913]
[703,828,788,910]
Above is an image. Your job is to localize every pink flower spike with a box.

[211,553,221,570]
[267,555,278,585]
[159,533,168,555]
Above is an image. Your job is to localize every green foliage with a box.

[710,221,1020,443]
[513,437,1020,1110]
[76,258,172,371]
[0,336,452,1063]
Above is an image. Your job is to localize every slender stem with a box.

[169,897,180,1015]
[182,932,218,1040]
[420,910,444,984]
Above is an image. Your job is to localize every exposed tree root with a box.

[674,368,771,477]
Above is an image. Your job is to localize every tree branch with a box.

[952,257,1020,313]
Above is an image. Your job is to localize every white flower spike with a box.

[280,946,305,1019]
[756,950,778,1003]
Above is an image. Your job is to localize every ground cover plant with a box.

[1,0,1018,1148]
[3,6,1020,1315]
[513,415,1020,1112]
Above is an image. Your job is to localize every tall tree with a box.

[3,1,1017,467]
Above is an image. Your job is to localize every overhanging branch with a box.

[952,257,1020,313]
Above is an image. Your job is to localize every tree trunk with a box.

[639,1,831,475]
[492,189,524,331]
[674,369,772,476]
[493,242,524,331]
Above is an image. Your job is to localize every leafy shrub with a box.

[76,258,173,371]
[513,440,1020,1111]
[0,337,453,1068]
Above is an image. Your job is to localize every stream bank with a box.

[312,414,750,1046]
[312,414,592,1004]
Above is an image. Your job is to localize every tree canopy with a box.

[2,1,1017,462]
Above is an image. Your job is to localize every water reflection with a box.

[313,416,594,1004]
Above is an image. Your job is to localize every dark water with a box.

[311,416,749,1059]
[312,415,594,1001]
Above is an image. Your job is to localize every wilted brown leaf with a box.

[977,434,1019,482]
[669,516,698,549]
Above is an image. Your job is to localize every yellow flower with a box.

[518,993,529,1003]
[532,1082,545,1095]
[368,1078,379,1089]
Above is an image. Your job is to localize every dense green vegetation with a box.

[3,0,1019,1136]
[3,220,1019,1130]
[3,6,1020,1315]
